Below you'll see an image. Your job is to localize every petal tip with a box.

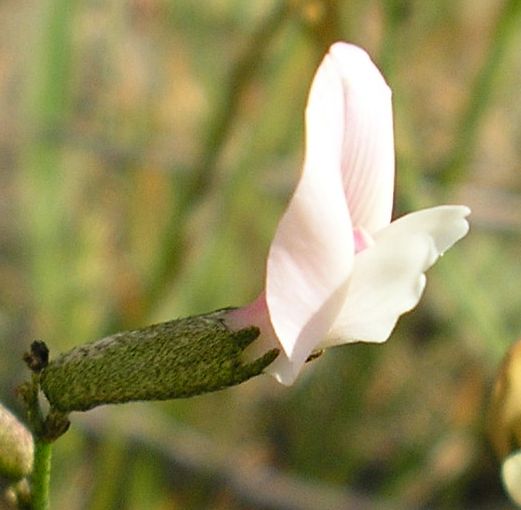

[327,41,391,94]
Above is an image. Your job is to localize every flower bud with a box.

[488,339,521,459]
[502,450,521,506]
[0,404,33,481]
[488,339,521,505]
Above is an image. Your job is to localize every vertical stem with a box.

[118,1,293,326]
[21,344,62,510]
[31,440,52,510]
[438,0,521,186]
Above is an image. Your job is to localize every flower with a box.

[225,42,470,385]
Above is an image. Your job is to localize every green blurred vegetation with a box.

[1,0,521,508]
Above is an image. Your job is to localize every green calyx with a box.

[40,310,279,413]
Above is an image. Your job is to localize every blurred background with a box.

[1,0,521,508]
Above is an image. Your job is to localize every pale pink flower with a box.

[226,42,470,384]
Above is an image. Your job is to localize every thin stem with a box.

[302,0,343,50]
[31,440,52,510]
[101,1,293,332]
[145,1,293,317]
[186,1,293,204]
[438,0,521,186]
[20,342,67,510]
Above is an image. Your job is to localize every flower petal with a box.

[224,294,308,386]
[375,205,471,255]
[502,450,521,506]
[264,350,301,386]
[328,43,395,233]
[266,45,356,367]
[325,206,470,346]
[266,180,353,364]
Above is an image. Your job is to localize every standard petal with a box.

[328,43,395,233]
[266,46,356,368]
[325,206,470,345]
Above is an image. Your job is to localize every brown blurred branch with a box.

[296,0,344,51]
[188,1,293,201]
[79,406,400,510]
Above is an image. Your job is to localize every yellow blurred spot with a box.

[299,0,325,24]
[488,339,521,459]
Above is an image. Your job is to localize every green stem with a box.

[31,440,52,510]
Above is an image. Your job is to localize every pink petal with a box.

[224,293,308,385]
[325,206,470,345]
[266,45,357,368]
[353,226,375,252]
[329,43,395,233]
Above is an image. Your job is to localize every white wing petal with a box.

[325,206,470,345]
